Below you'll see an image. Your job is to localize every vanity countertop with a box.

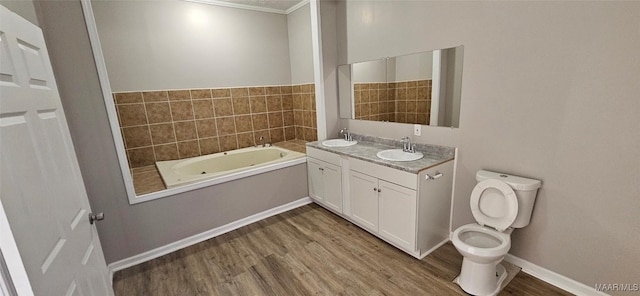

[306,134,455,174]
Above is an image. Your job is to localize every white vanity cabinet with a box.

[307,148,344,213]
[306,145,454,259]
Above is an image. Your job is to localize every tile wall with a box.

[354,79,431,125]
[114,84,317,168]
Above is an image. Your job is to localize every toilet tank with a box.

[476,170,542,228]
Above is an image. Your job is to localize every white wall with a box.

[341,1,640,292]
[92,1,292,91]
[352,59,386,83]
[395,51,432,81]
[287,4,314,84]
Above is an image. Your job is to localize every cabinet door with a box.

[379,180,417,251]
[307,158,325,203]
[323,163,342,212]
[349,171,379,232]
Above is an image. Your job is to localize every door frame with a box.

[0,200,34,296]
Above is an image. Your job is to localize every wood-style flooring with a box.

[113,204,573,296]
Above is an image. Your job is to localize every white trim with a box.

[504,254,608,296]
[183,0,308,15]
[448,148,458,233]
[108,197,312,273]
[0,191,34,296]
[285,0,310,14]
[80,0,138,203]
[309,0,327,140]
[430,50,441,126]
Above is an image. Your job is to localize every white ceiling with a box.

[188,0,309,14]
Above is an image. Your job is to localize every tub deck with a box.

[132,140,308,195]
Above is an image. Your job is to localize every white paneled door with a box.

[0,6,113,296]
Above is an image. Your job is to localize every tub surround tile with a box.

[149,123,176,144]
[142,91,168,102]
[131,165,166,195]
[154,143,179,161]
[118,104,148,127]
[115,92,143,104]
[232,97,251,115]
[199,137,220,155]
[190,89,212,99]
[168,90,191,101]
[122,126,152,148]
[216,117,236,135]
[212,88,230,98]
[213,98,234,117]
[114,83,315,169]
[145,102,172,124]
[192,100,215,119]
[195,119,217,138]
[177,140,200,159]
[170,101,195,121]
[219,135,238,152]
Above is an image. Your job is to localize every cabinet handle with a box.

[377,188,381,192]
[373,187,377,192]
[426,171,443,180]
[319,167,324,171]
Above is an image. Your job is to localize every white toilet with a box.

[452,170,541,296]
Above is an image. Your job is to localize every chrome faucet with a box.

[400,136,416,153]
[339,128,353,141]
[257,136,270,148]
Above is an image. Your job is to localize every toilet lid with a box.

[470,179,518,232]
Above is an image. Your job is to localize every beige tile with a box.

[122,126,151,148]
[303,111,313,127]
[115,92,143,104]
[396,113,406,123]
[219,135,238,152]
[190,89,212,99]
[196,119,217,138]
[249,96,267,113]
[199,137,220,155]
[281,85,292,94]
[154,143,179,161]
[213,98,234,117]
[251,114,269,131]
[281,94,293,111]
[211,88,230,98]
[302,94,312,110]
[168,90,191,101]
[232,97,251,115]
[406,113,417,124]
[234,115,252,133]
[268,112,283,128]
[265,86,281,95]
[407,101,417,112]
[216,117,236,135]
[292,84,302,94]
[370,103,380,115]
[284,126,296,141]
[266,95,282,112]
[237,132,254,148]
[295,126,304,140]
[143,91,168,102]
[282,111,294,126]
[417,79,428,87]
[293,111,304,126]
[292,94,303,110]
[270,128,284,143]
[249,87,265,96]
[231,87,249,97]
[170,101,194,121]
[178,140,200,159]
[145,102,172,124]
[193,99,215,119]
[127,147,155,168]
[174,121,197,141]
[117,104,148,127]
[396,101,407,112]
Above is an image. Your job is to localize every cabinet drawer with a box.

[307,147,341,166]
[349,157,417,190]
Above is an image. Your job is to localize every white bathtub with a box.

[156,146,307,189]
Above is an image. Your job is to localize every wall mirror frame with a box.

[338,45,464,128]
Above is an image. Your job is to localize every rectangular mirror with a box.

[338,45,463,127]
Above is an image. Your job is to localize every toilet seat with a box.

[470,179,518,232]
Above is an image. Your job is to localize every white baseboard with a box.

[504,254,608,296]
[108,197,312,276]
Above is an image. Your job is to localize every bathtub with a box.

[156,146,307,189]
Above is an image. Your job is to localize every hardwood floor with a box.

[113,204,573,296]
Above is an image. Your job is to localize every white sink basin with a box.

[322,139,358,147]
[376,149,424,162]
